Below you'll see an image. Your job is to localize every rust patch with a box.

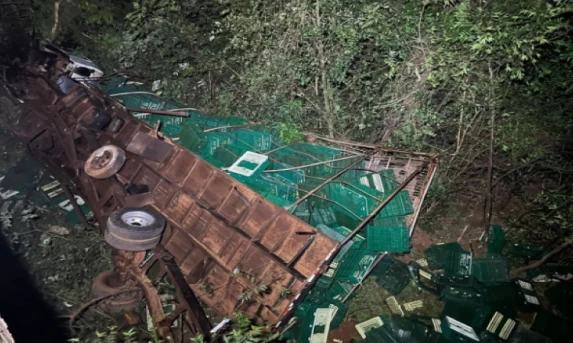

[164,229,195,264]
[201,218,234,256]
[259,214,294,250]
[198,173,234,210]
[126,131,173,163]
[164,149,198,185]
[152,179,177,210]
[182,159,212,196]
[240,199,276,238]
[133,166,161,192]
[218,188,252,225]
[293,234,337,276]
[164,191,195,224]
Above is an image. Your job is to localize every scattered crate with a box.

[403,300,423,312]
[355,316,384,339]
[386,296,404,316]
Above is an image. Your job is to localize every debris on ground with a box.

[1,42,571,343]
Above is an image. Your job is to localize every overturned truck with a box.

[0,45,437,341]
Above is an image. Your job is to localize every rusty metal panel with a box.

[219,233,250,268]
[198,172,234,210]
[238,245,275,280]
[259,214,295,250]
[189,209,213,241]
[163,149,198,185]
[163,191,195,224]
[127,131,174,163]
[273,223,313,263]
[133,166,161,192]
[181,204,203,234]
[218,188,252,225]
[182,159,212,196]
[164,230,195,264]
[240,199,277,238]
[179,247,210,281]
[293,234,337,276]
[200,218,234,256]
[113,120,139,147]
[116,157,140,183]
[5,53,354,326]
[152,179,177,210]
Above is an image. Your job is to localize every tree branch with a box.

[51,1,61,41]
[513,241,572,275]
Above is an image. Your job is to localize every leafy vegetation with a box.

[27,0,573,333]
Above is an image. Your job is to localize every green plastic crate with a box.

[366,217,410,253]
[330,183,373,218]
[201,132,233,156]
[440,285,485,306]
[487,225,506,255]
[319,298,348,330]
[177,121,208,152]
[332,225,365,249]
[212,147,238,167]
[335,249,377,284]
[260,174,298,202]
[371,257,412,295]
[268,160,306,184]
[471,255,509,284]
[375,191,415,219]
[262,193,291,207]
[233,129,272,152]
[508,243,544,258]
[425,243,472,277]
[296,207,338,227]
[323,280,354,302]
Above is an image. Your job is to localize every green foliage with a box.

[278,123,303,144]
[212,313,280,343]
[29,0,132,70]
[28,0,573,248]
[533,190,573,234]
[69,325,163,343]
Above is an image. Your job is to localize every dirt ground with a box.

[0,129,120,341]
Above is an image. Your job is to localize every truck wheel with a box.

[84,145,126,179]
[105,207,165,251]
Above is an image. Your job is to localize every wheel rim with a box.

[121,211,155,227]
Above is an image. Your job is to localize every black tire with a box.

[107,207,165,240]
[104,228,162,251]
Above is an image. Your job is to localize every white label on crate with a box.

[328,304,338,321]
[355,317,384,339]
[419,269,432,280]
[58,196,86,212]
[371,174,384,192]
[41,180,60,192]
[432,318,442,333]
[47,188,64,198]
[324,268,335,278]
[446,317,479,341]
[525,295,539,305]
[499,319,516,340]
[487,312,504,334]
[518,280,533,291]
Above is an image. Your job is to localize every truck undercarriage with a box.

[0,44,436,342]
